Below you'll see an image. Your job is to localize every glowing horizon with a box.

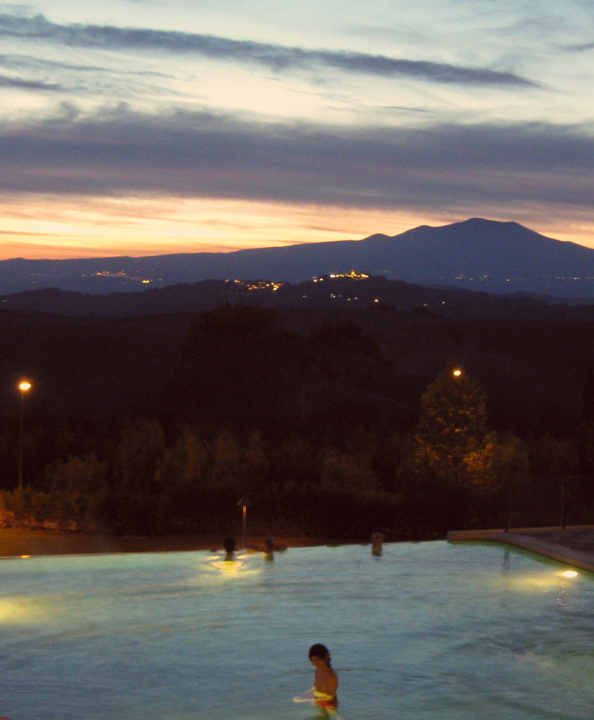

[1,195,593,262]
[1,1,593,259]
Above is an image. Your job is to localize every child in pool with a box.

[309,643,339,711]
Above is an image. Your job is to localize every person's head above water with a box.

[309,643,332,667]
[223,536,236,555]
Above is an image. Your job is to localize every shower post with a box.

[237,495,251,548]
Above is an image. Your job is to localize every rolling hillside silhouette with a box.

[1,218,593,298]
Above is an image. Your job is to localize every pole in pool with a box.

[237,495,252,548]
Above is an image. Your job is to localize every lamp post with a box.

[237,495,251,548]
[18,380,32,490]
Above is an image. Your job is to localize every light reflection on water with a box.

[1,541,593,720]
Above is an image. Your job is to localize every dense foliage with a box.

[1,304,593,540]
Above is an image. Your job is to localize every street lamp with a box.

[18,380,32,490]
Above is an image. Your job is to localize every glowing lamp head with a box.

[452,369,462,377]
[18,381,32,392]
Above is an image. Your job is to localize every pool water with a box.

[1,541,593,720]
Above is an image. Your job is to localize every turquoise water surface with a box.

[1,541,593,720]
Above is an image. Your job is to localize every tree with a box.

[413,367,495,528]
[320,448,378,492]
[583,363,594,422]
[169,303,304,432]
[240,431,270,493]
[154,427,208,490]
[114,419,166,492]
[490,432,530,528]
[210,430,242,491]
[528,434,580,527]
[43,452,107,530]
[46,452,107,495]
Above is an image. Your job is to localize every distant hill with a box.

[2,274,594,320]
[1,218,594,298]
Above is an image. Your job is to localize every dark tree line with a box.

[1,304,593,540]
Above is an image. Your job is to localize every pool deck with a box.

[447,525,594,574]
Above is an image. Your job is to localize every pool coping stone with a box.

[447,525,594,574]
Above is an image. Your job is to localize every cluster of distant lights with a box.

[93,271,152,284]
[225,272,375,302]
[310,271,370,302]
[551,276,594,281]
[329,294,363,301]
[229,279,283,292]
[453,274,594,282]
[27,268,594,289]
[83,271,373,286]
[313,271,370,281]
[455,274,491,281]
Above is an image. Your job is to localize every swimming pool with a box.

[0,541,592,720]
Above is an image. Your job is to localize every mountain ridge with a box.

[1,218,593,298]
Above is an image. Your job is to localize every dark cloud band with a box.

[0,107,591,214]
[0,12,536,87]
[0,73,60,90]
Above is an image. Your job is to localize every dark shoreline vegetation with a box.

[0,527,334,557]
[1,300,594,541]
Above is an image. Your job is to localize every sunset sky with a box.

[1,0,593,259]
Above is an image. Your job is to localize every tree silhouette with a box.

[168,303,304,432]
[413,367,495,528]
[583,363,594,422]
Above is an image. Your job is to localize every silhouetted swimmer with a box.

[223,536,236,561]
[247,535,288,557]
[260,535,276,561]
[265,535,287,552]
[371,530,384,556]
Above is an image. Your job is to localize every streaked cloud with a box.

[0,12,537,87]
[0,72,59,89]
[1,107,591,213]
